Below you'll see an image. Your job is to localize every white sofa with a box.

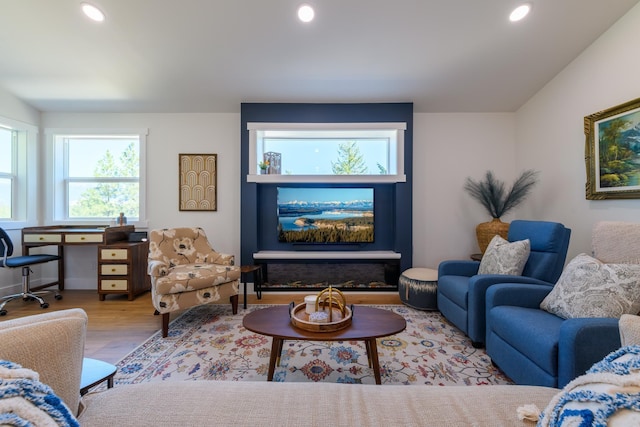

[0,308,565,426]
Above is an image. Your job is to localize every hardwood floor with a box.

[1,289,401,364]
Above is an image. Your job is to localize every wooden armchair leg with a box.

[161,313,170,337]
[230,294,239,314]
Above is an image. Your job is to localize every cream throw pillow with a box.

[478,235,530,276]
[620,314,640,346]
[540,253,640,319]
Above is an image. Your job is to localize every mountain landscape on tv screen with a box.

[277,188,374,244]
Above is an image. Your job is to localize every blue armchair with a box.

[485,283,619,388]
[485,221,640,388]
[437,220,571,347]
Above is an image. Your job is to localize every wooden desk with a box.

[21,226,148,300]
[98,240,150,301]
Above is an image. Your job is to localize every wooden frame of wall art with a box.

[179,153,217,211]
[585,97,640,200]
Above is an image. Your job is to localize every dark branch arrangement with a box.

[464,170,539,218]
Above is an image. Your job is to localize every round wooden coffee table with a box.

[242,305,406,384]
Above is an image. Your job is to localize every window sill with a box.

[246,174,406,184]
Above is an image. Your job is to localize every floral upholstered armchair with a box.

[148,227,240,337]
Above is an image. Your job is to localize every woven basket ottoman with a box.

[398,267,438,310]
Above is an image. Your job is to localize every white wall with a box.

[412,3,640,269]
[515,3,640,262]
[0,86,40,295]
[37,111,518,286]
[0,87,40,126]
[37,113,241,289]
[2,3,640,292]
[411,113,516,268]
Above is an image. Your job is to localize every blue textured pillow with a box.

[0,360,79,427]
[536,345,640,426]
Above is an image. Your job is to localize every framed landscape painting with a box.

[585,97,640,200]
[179,153,217,211]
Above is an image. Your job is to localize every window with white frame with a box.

[0,127,13,219]
[48,129,147,224]
[0,117,35,225]
[247,122,406,183]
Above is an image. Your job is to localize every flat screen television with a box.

[277,187,374,244]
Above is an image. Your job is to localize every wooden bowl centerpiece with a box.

[290,286,353,332]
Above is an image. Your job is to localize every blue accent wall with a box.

[240,103,413,274]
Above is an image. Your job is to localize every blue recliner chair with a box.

[485,221,640,388]
[437,220,571,347]
[485,283,619,388]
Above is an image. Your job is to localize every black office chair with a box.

[0,227,62,316]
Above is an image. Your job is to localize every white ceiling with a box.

[0,0,638,114]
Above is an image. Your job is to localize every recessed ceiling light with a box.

[509,3,531,22]
[298,4,315,23]
[81,2,105,22]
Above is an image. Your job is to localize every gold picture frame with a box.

[179,154,217,211]
[585,97,640,200]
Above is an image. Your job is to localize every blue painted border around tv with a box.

[240,102,413,285]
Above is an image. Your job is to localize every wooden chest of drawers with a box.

[98,241,150,301]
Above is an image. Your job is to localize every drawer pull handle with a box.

[111,253,116,257]
[39,237,44,240]
[111,268,116,272]
[111,283,116,287]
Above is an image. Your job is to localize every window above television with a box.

[247,122,406,183]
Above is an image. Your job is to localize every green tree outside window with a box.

[331,141,368,174]
[70,143,139,218]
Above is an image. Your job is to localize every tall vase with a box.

[475,218,510,254]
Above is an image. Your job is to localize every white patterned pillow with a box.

[540,253,640,319]
[532,345,640,426]
[478,235,530,276]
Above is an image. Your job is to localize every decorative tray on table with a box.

[289,286,353,332]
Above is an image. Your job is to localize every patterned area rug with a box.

[114,304,513,386]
